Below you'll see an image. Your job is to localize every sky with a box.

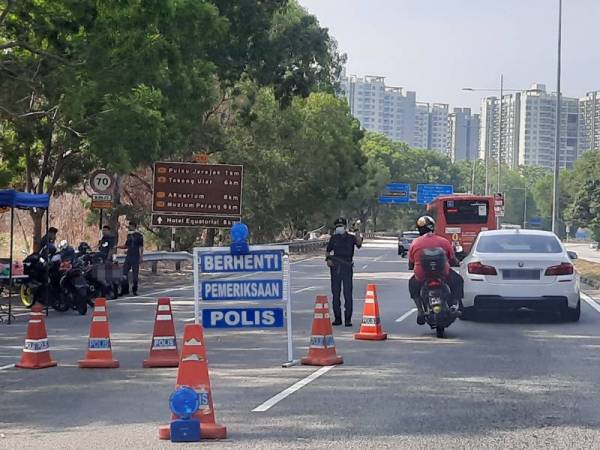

[298,0,600,110]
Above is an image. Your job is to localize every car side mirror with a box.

[567,251,578,260]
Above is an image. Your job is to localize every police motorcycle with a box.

[20,245,54,308]
[51,241,94,315]
[418,246,463,338]
[75,242,116,300]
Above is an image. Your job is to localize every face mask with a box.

[335,226,346,235]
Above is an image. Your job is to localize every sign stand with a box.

[193,245,297,368]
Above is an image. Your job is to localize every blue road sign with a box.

[378,194,410,204]
[530,217,542,227]
[199,250,283,273]
[385,183,411,192]
[379,182,410,204]
[416,184,454,205]
[201,279,283,301]
[202,307,285,329]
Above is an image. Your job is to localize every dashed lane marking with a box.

[396,308,418,323]
[252,365,335,412]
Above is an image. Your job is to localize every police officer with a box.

[326,217,363,326]
[98,225,116,297]
[118,221,144,296]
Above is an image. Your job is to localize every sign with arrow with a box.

[151,213,236,228]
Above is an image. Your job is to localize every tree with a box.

[564,150,600,240]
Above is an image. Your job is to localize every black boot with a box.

[332,318,342,326]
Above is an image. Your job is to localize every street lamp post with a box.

[551,0,563,234]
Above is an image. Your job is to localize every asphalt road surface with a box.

[2,237,600,449]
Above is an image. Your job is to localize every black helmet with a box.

[78,242,91,254]
[334,217,347,227]
[416,215,435,235]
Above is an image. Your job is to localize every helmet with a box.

[416,215,435,235]
[77,242,91,254]
[334,217,347,227]
[58,239,69,251]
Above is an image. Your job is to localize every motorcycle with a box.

[418,247,461,338]
[76,243,121,300]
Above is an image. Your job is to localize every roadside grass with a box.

[575,259,600,283]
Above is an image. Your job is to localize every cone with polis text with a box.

[78,298,119,368]
[301,295,343,366]
[15,305,57,369]
[158,323,227,440]
[354,284,387,340]
[144,297,179,368]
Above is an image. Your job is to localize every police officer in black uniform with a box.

[118,221,144,296]
[326,217,363,326]
[98,225,116,297]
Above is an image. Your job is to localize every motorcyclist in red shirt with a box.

[408,215,463,325]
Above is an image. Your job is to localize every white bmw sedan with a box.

[460,229,580,321]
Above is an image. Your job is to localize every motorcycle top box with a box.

[420,247,448,277]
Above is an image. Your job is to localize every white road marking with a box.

[293,287,315,294]
[252,365,335,412]
[396,308,418,323]
[374,256,383,262]
[582,293,600,313]
[361,264,368,270]
[291,256,322,265]
[0,364,15,371]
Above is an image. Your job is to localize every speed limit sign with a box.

[90,170,114,194]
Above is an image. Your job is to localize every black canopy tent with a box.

[0,189,50,324]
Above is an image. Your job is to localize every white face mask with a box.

[335,226,346,235]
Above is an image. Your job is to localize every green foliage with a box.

[565,150,600,240]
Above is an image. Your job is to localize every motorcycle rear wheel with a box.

[20,285,35,308]
[436,326,445,338]
[76,300,87,315]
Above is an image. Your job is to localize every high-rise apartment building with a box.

[579,91,600,155]
[341,75,416,145]
[479,92,521,168]
[517,85,579,169]
[448,108,480,161]
[413,102,449,153]
[481,84,579,170]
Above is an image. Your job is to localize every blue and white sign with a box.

[201,279,283,301]
[530,216,542,227]
[193,243,294,363]
[199,250,283,273]
[416,184,454,205]
[379,182,410,204]
[202,307,284,329]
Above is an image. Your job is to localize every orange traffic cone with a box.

[78,298,119,368]
[15,305,57,369]
[158,324,227,440]
[354,284,387,341]
[301,295,343,366]
[144,297,179,368]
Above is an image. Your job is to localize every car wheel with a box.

[562,299,580,322]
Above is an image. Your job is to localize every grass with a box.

[575,259,600,283]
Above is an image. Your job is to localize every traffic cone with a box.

[144,297,179,368]
[354,284,387,341]
[158,324,227,440]
[15,305,57,369]
[301,295,343,366]
[78,298,119,368]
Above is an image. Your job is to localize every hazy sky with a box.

[299,0,600,110]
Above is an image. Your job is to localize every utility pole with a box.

[497,74,503,229]
[552,0,562,234]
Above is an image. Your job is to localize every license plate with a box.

[502,269,540,280]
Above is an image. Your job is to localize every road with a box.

[566,242,600,264]
[2,237,600,449]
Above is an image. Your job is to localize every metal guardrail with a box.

[114,240,327,273]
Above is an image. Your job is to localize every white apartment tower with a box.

[341,75,416,145]
[448,108,480,161]
[579,91,600,155]
[517,85,579,169]
[480,83,579,170]
[414,102,449,153]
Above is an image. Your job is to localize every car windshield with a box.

[476,234,563,254]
